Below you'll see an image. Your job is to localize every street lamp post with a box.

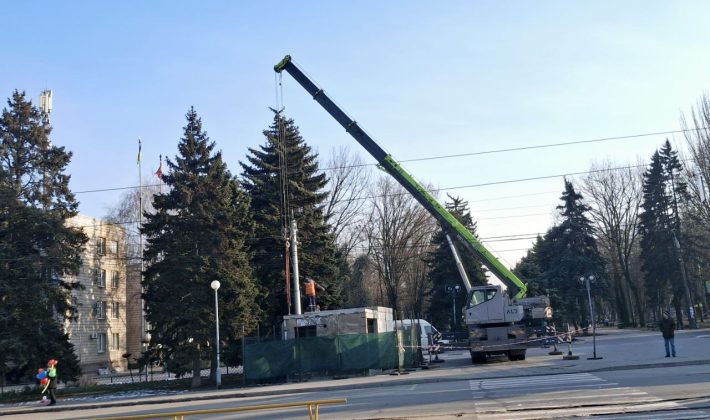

[581,275,602,360]
[210,280,222,389]
[446,285,461,333]
[142,332,151,382]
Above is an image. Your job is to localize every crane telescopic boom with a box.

[274,55,527,299]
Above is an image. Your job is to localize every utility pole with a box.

[284,236,292,315]
[291,217,302,315]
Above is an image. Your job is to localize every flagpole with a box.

[138,138,147,364]
[159,154,164,194]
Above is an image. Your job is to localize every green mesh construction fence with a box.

[244,332,412,380]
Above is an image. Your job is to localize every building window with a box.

[97,333,107,353]
[109,240,119,255]
[97,237,107,256]
[95,301,107,319]
[112,333,120,351]
[95,269,106,287]
[112,302,120,319]
[111,271,120,288]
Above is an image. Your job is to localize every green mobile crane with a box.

[274,55,551,363]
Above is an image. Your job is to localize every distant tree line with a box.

[516,102,710,330]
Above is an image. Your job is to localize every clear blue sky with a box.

[3,1,710,265]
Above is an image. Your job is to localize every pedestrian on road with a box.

[659,310,676,358]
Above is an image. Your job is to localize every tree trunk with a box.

[610,264,630,326]
[191,350,202,388]
[621,283,641,327]
[209,348,216,383]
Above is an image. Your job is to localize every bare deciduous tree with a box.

[680,95,710,311]
[582,160,645,326]
[362,176,437,318]
[682,94,710,222]
[324,146,371,257]
[104,177,163,262]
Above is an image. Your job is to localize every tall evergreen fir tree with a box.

[142,108,261,388]
[537,179,605,327]
[241,112,343,331]
[425,196,487,332]
[639,140,690,321]
[639,151,675,316]
[513,235,545,296]
[0,91,84,382]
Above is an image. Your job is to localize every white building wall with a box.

[64,215,130,374]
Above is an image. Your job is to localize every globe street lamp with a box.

[210,280,222,388]
[580,275,602,360]
[446,285,461,333]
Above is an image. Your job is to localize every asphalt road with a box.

[5,328,710,419]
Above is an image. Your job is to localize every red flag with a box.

[154,155,163,179]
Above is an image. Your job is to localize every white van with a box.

[398,319,441,352]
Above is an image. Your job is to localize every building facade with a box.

[63,214,142,374]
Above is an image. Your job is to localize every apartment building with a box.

[63,214,142,374]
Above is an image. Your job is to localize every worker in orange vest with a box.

[303,277,325,312]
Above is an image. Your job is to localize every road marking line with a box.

[478,373,597,381]
[478,378,605,388]
[473,391,653,404]
[471,382,618,396]
[602,411,710,419]
[471,375,598,384]
[467,371,683,417]
[471,377,604,389]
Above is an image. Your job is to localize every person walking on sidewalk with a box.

[45,359,59,405]
[660,310,676,358]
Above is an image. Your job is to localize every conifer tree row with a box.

[0,91,83,381]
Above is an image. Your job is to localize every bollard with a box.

[562,324,579,360]
[548,325,562,355]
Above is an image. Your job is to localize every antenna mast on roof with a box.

[39,90,53,124]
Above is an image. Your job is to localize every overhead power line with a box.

[72,126,694,196]
[435,163,647,193]
[73,161,647,200]
[319,127,706,170]
[396,129,698,163]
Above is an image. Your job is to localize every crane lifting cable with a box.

[273,73,292,313]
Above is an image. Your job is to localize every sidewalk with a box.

[2,327,708,417]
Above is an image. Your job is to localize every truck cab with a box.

[465,285,524,325]
[466,285,527,363]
